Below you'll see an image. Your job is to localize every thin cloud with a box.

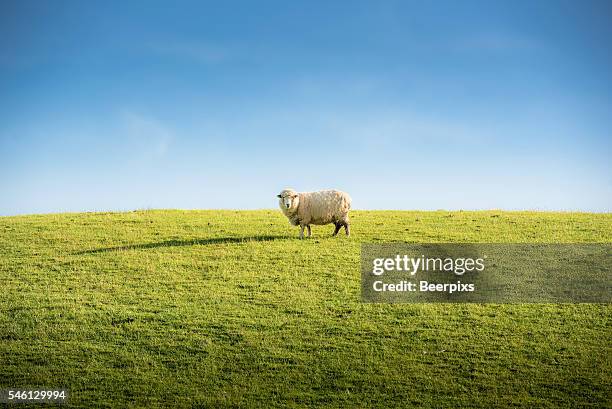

[454,32,541,52]
[148,41,229,64]
[321,111,489,149]
[120,111,173,158]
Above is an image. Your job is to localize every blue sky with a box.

[1,0,610,215]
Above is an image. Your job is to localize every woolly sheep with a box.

[277,188,352,239]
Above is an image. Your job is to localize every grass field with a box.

[0,210,610,408]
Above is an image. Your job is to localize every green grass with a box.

[0,210,610,408]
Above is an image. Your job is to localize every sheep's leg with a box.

[332,223,342,236]
[307,225,312,237]
[299,225,305,239]
[344,222,350,236]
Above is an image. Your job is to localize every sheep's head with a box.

[277,189,299,212]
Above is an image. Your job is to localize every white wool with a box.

[278,188,352,237]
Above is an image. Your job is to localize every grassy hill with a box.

[1,210,610,408]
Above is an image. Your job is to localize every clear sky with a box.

[1,0,610,215]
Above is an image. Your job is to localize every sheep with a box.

[277,188,352,239]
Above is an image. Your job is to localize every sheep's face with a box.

[277,190,299,212]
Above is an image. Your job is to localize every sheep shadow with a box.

[75,235,289,255]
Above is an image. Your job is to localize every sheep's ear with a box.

[276,194,282,198]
